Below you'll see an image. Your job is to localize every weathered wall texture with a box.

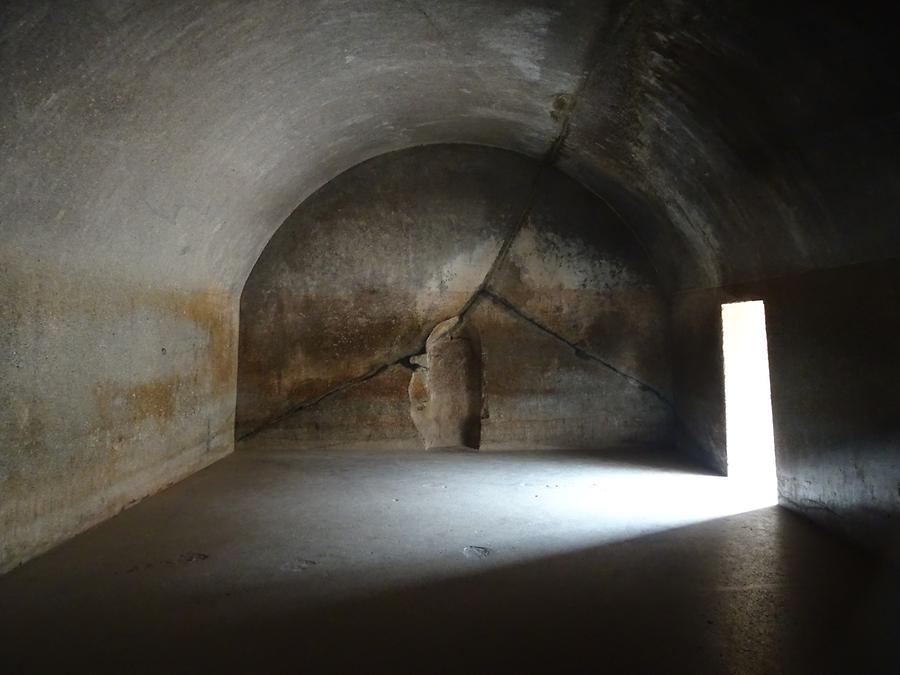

[2,0,899,570]
[236,146,527,438]
[249,365,421,451]
[470,297,671,449]
[409,317,483,450]
[238,145,672,450]
[768,261,900,554]
[0,255,236,573]
[671,258,900,553]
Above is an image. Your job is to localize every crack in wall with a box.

[476,289,674,409]
[240,14,650,441]
[240,322,446,440]
[239,284,674,442]
[239,355,410,441]
[450,32,599,333]
[555,1,670,291]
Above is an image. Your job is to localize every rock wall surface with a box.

[671,258,900,554]
[409,318,483,450]
[1,256,235,573]
[3,0,899,570]
[239,145,672,451]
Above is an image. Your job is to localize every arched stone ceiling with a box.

[3,0,897,298]
[2,0,899,575]
[1,0,598,291]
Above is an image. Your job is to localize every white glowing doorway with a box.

[722,300,779,506]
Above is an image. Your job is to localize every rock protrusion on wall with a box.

[408,317,482,450]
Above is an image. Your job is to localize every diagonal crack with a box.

[451,34,599,333]
[237,347,425,441]
[240,283,675,444]
[477,289,674,409]
[241,15,637,441]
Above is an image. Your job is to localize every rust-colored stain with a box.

[4,259,238,449]
[148,287,236,395]
[266,365,419,442]
[2,259,241,572]
[408,371,428,406]
[236,289,456,431]
[94,375,179,428]
[86,288,236,432]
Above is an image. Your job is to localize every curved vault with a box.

[2,0,899,571]
[236,144,673,450]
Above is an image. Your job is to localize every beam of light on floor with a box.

[226,449,790,598]
[721,300,779,508]
[518,461,778,550]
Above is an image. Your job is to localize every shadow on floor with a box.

[3,507,896,675]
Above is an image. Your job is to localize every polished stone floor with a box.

[1,441,896,674]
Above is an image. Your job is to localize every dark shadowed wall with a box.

[672,259,900,553]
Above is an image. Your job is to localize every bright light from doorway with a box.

[722,300,779,507]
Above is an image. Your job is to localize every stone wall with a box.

[3,0,899,573]
[671,258,900,553]
[0,255,235,573]
[238,145,672,450]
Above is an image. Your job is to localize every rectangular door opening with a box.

[722,300,778,506]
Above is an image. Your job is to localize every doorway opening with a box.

[721,300,778,506]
